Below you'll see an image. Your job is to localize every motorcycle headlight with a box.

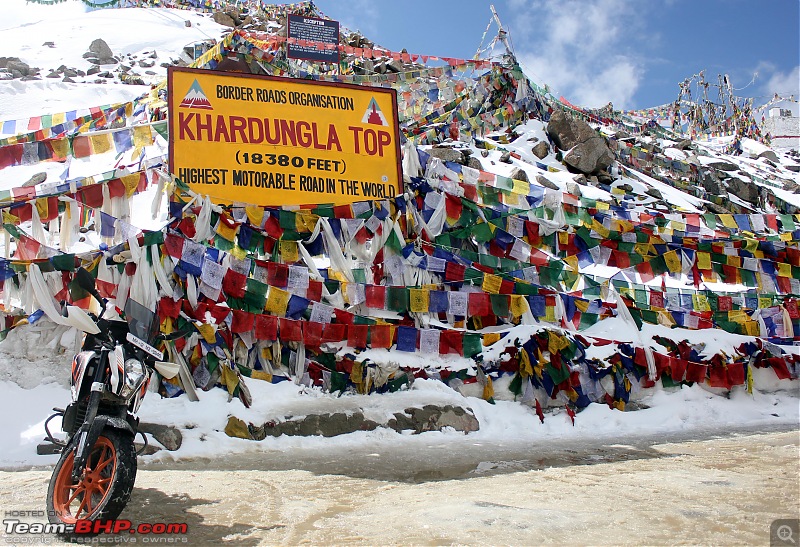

[122,358,147,397]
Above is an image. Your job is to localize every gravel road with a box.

[1,426,798,546]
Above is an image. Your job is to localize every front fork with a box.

[70,348,109,483]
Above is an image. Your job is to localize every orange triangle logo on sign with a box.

[361,98,388,126]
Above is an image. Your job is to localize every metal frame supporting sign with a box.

[167,67,402,207]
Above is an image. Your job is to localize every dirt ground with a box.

[1,428,798,546]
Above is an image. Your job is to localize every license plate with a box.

[126,332,163,360]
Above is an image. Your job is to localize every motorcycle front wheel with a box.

[46,428,137,530]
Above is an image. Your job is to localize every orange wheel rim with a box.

[52,436,117,523]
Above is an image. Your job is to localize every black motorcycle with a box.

[41,268,178,528]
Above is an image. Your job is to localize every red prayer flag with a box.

[255,314,278,340]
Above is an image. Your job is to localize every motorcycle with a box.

[41,267,179,530]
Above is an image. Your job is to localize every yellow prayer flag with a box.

[483,332,501,346]
[595,201,610,211]
[777,262,792,277]
[2,211,20,225]
[50,137,70,160]
[245,206,264,226]
[744,238,759,252]
[591,219,610,238]
[510,294,528,318]
[519,349,533,377]
[744,320,760,336]
[719,215,738,229]
[215,220,237,242]
[195,322,217,344]
[121,173,140,198]
[409,287,430,313]
[692,294,711,312]
[133,125,152,148]
[265,287,290,315]
[780,232,794,242]
[544,303,556,323]
[90,134,112,155]
[726,255,741,268]
[574,298,590,313]
[758,297,773,309]
[512,179,529,195]
[558,232,570,245]
[696,252,712,270]
[35,197,49,220]
[280,240,299,263]
[663,250,682,273]
[230,245,247,260]
[563,254,579,272]
[52,112,66,125]
[296,212,319,233]
[481,273,502,294]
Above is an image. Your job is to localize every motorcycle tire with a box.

[46,428,137,536]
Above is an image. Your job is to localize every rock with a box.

[499,151,512,164]
[62,77,75,83]
[0,71,12,81]
[563,138,615,175]
[388,405,479,434]
[43,41,55,48]
[726,176,759,205]
[87,38,113,59]
[786,165,800,173]
[87,65,101,75]
[706,201,732,215]
[596,172,615,185]
[532,141,549,159]
[5,59,32,77]
[617,183,634,193]
[676,139,694,151]
[138,59,155,68]
[572,174,588,184]
[98,71,114,78]
[546,109,597,151]
[547,109,614,174]
[428,146,464,164]
[758,149,780,163]
[644,187,663,200]
[566,181,582,197]
[535,175,560,190]
[480,149,489,157]
[708,160,738,171]
[212,11,236,27]
[138,423,183,451]
[466,156,483,171]
[255,412,379,439]
[21,173,47,187]
[510,167,528,182]
[46,71,60,78]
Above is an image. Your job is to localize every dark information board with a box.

[287,14,340,64]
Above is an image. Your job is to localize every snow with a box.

[0,3,797,473]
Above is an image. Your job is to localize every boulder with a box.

[758,149,780,163]
[726,176,758,205]
[676,139,694,151]
[5,59,32,77]
[387,405,479,434]
[532,141,549,159]
[644,187,663,200]
[87,38,113,59]
[566,181,582,197]
[21,173,47,187]
[563,138,615,174]
[466,156,483,171]
[535,175,560,190]
[138,423,183,451]
[510,167,528,182]
[547,109,614,174]
[428,146,464,164]
[707,160,738,171]
[499,151,512,164]
[212,11,236,27]
[546,109,598,151]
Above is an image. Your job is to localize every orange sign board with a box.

[168,67,402,206]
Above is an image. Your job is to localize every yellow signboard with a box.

[168,67,402,206]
